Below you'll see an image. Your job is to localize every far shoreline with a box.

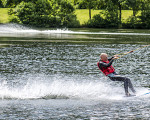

[1,23,150,33]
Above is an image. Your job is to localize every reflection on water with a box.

[0,24,149,119]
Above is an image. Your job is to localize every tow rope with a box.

[115,44,150,59]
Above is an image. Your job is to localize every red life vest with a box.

[97,60,115,76]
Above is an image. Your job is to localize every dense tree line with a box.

[1,0,150,28]
[7,0,80,27]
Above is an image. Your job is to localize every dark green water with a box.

[0,24,149,119]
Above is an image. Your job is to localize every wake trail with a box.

[0,77,149,101]
[1,24,150,36]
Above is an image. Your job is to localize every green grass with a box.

[75,9,104,25]
[0,8,9,23]
[75,9,102,25]
[121,10,134,21]
[0,8,138,25]
[75,9,136,25]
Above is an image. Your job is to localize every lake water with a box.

[0,24,149,119]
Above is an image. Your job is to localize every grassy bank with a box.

[0,8,135,25]
[0,8,9,23]
[75,9,103,25]
[75,9,134,25]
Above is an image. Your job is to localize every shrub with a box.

[139,10,150,28]
[87,0,119,28]
[9,0,80,28]
[122,16,141,29]
[63,14,80,28]
[104,1,118,28]
[86,14,106,28]
[35,0,52,15]
[78,0,88,9]
[57,0,79,27]
[9,15,20,23]
[17,2,36,25]
[0,0,3,7]
[86,10,118,28]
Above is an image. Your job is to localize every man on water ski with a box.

[97,53,136,97]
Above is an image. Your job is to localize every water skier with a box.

[97,53,136,97]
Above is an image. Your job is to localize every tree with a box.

[2,0,40,7]
[126,0,141,16]
[0,0,3,7]
[9,0,80,27]
[110,0,128,27]
[105,0,119,27]
[139,0,150,28]
[1,0,7,7]
[76,0,98,20]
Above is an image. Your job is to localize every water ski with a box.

[137,91,150,97]
[143,92,150,95]
[124,91,150,98]
[124,94,136,97]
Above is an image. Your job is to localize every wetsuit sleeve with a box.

[99,59,114,68]
[108,57,114,61]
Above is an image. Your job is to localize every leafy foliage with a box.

[122,16,140,28]
[3,0,150,28]
[9,0,80,28]
[104,0,118,27]
[87,0,118,28]
[86,14,106,28]
[1,0,7,7]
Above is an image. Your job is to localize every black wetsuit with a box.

[98,57,136,95]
